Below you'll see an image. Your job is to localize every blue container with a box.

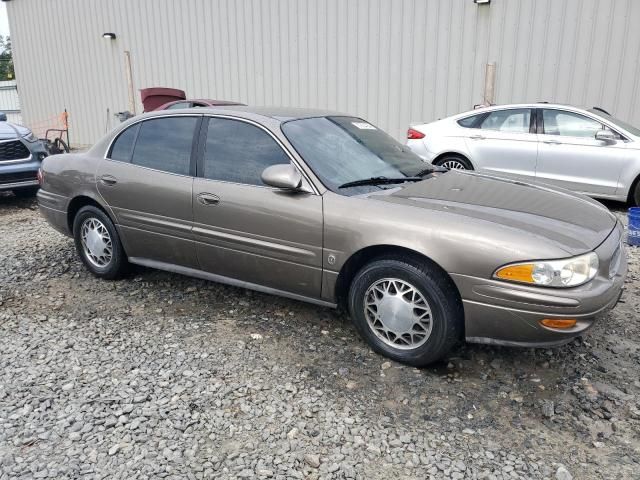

[628,207,640,246]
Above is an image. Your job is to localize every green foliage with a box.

[0,35,14,81]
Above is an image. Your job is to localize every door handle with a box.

[99,175,117,186]
[197,193,220,205]
[543,140,561,145]
[470,135,485,140]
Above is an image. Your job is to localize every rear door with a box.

[192,116,324,297]
[463,108,538,180]
[96,115,200,268]
[535,108,629,196]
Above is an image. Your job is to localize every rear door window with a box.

[202,118,290,186]
[130,117,198,175]
[109,123,139,162]
[479,109,532,133]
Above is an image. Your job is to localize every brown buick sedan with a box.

[37,107,626,366]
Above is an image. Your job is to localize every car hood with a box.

[367,171,616,256]
[0,121,30,140]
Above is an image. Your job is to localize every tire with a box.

[632,181,640,207]
[13,186,39,198]
[348,256,463,367]
[53,137,70,154]
[72,205,127,279]
[434,154,473,171]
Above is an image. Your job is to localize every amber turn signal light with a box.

[495,263,534,283]
[540,318,577,329]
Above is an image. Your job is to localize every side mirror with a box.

[0,112,7,122]
[595,129,616,143]
[261,164,303,190]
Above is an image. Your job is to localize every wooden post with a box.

[483,62,496,106]
[124,50,136,115]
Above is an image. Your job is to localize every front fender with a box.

[320,191,571,302]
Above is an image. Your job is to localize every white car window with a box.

[480,109,531,133]
[543,110,603,138]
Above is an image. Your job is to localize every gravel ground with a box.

[1,194,639,480]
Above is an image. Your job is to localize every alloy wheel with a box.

[441,159,467,170]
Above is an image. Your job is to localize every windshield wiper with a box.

[338,176,422,189]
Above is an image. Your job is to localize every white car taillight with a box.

[407,128,425,140]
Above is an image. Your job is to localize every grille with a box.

[0,171,37,185]
[0,140,31,162]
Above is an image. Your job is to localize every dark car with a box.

[140,87,244,112]
[0,113,48,197]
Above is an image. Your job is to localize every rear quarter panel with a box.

[38,153,105,231]
[410,120,472,166]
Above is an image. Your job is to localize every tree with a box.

[0,35,14,81]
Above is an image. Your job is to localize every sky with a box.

[0,3,9,38]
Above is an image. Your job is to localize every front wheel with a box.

[72,205,127,279]
[434,155,473,171]
[348,257,463,367]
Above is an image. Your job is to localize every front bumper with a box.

[454,223,627,347]
[0,140,48,192]
[0,157,41,191]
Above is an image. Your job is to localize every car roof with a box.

[213,106,345,121]
[141,105,346,122]
[455,103,598,118]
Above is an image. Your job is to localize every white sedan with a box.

[406,103,640,205]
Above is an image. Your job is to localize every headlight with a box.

[22,131,38,143]
[494,252,599,287]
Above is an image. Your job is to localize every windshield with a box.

[281,116,431,194]
[588,109,640,137]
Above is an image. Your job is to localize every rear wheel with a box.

[434,154,473,171]
[347,256,463,366]
[72,205,127,279]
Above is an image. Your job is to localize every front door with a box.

[192,116,324,298]
[535,108,628,196]
[464,107,538,181]
[96,115,200,268]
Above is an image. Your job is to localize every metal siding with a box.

[7,0,640,145]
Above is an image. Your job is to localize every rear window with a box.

[457,115,481,128]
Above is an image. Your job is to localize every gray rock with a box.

[304,454,320,468]
[556,465,572,480]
